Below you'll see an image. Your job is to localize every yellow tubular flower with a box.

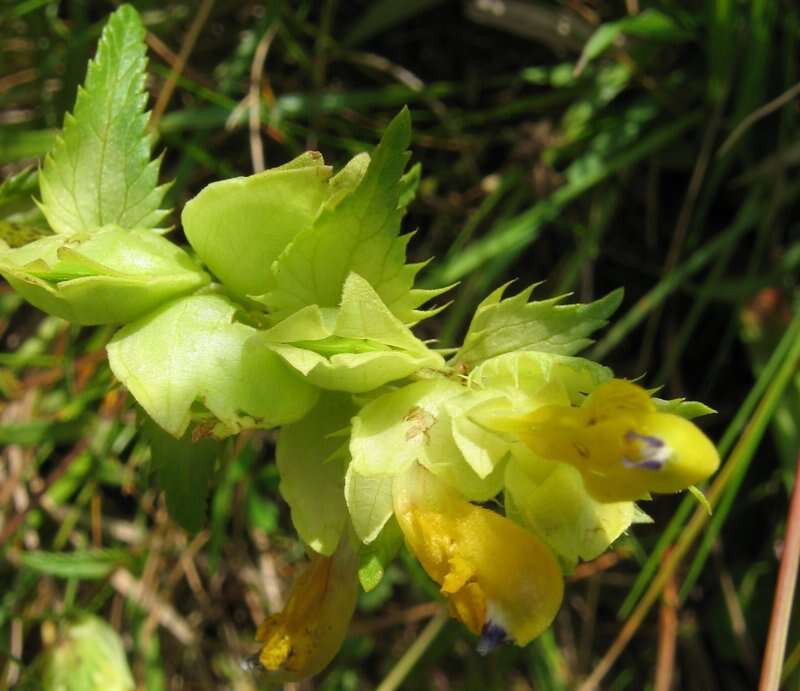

[393,463,563,650]
[509,379,720,503]
[255,532,358,682]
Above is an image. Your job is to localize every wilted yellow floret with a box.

[256,534,358,682]
[393,463,563,648]
[508,379,720,502]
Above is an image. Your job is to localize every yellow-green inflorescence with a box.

[0,4,724,682]
[256,350,720,678]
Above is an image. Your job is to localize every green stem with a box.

[375,608,448,691]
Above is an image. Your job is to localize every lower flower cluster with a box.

[255,350,720,680]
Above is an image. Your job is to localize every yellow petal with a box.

[393,463,563,647]
[512,379,720,502]
[255,532,358,682]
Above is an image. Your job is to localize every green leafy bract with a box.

[451,282,623,368]
[145,419,220,533]
[258,272,444,392]
[653,397,716,419]
[349,378,506,502]
[345,467,395,544]
[468,350,613,411]
[182,152,332,302]
[107,294,319,438]
[265,108,447,324]
[38,4,169,234]
[0,226,209,324]
[357,518,403,592]
[276,393,355,555]
[505,447,635,570]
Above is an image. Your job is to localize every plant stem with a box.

[759,449,800,691]
[375,608,448,691]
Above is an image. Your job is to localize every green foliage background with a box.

[1,1,799,689]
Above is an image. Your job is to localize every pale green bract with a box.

[276,393,355,555]
[107,294,319,438]
[467,349,613,410]
[505,447,635,569]
[257,272,444,392]
[0,226,209,324]
[182,152,333,302]
[38,5,169,235]
[451,281,624,367]
[345,468,396,544]
[349,378,507,503]
[263,108,449,325]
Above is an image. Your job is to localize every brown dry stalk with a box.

[654,551,678,691]
[148,0,216,133]
[758,449,800,691]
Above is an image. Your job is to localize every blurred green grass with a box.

[1,1,799,689]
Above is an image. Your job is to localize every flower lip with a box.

[622,430,672,471]
[477,621,509,655]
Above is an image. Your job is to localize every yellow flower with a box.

[507,379,720,502]
[255,533,358,682]
[393,463,563,650]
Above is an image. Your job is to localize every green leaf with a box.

[182,152,332,302]
[145,419,220,533]
[358,518,403,592]
[0,167,39,214]
[276,392,355,555]
[0,220,51,249]
[107,294,319,438]
[0,226,209,324]
[452,283,623,368]
[32,615,135,691]
[398,162,422,211]
[653,397,716,419]
[576,9,693,74]
[267,108,447,324]
[38,5,169,234]
[0,168,51,247]
[259,272,444,393]
[19,549,131,579]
